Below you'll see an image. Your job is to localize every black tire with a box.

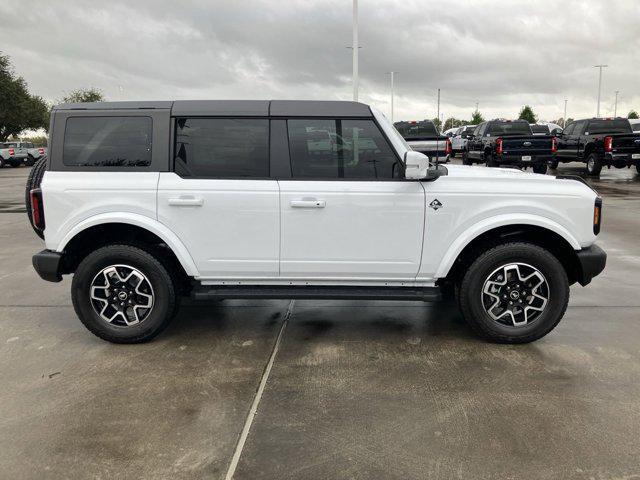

[548,159,559,170]
[458,242,569,344]
[10,160,20,167]
[635,163,640,175]
[25,156,47,239]
[485,154,497,167]
[0,157,4,168]
[71,244,178,343]
[450,151,456,159]
[25,155,36,166]
[532,163,548,174]
[586,153,602,176]
[462,152,472,165]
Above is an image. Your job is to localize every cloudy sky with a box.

[1,0,639,123]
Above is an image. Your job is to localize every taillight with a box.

[38,148,45,155]
[445,138,452,155]
[551,137,557,153]
[496,137,503,155]
[9,148,14,156]
[593,197,602,235]
[30,188,45,231]
[604,136,613,152]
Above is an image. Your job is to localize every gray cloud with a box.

[1,0,639,122]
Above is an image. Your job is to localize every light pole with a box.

[563,99,567,128]
[594,64,608,118]
[386,71,398,122]
[614,90,619,117]
[352,0,358,102]
[436,88,441,132]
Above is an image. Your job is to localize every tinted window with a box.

[63,117,152,167]
[573,120,587,135]
[563,123,575,136]
[174,118,269,178]
[587,119,632,134]
[476,123,487,136]
[394,121,438,139]
[488,122,532,135]
[288,119,400,179]
[530,125,550,134]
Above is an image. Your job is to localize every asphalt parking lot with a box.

[1,162,640,479]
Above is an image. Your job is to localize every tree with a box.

[470,110,485,125]
[431,117,442,131]
[628,110,639,119]
[518,105,537,124]
[0,52,50,141]
[443,117,463,131]
[60,88,104,104]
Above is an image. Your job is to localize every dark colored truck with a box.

[462,119,555,174]
[553,118,640,176]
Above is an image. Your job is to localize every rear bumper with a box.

[575,244,607,286]
[32,250,63,282]
[495,154,554,165]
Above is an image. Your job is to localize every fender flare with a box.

[56,212,199,277]
[434,213,582,279]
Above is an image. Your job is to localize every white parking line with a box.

[224,300,295,480]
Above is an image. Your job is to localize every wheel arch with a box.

[436,220,583,286]
[57,214,198,279]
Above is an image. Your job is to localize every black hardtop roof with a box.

[53,100,372,117]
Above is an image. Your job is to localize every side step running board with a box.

[191,285,441,302]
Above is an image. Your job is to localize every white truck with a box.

[394,120,451,163]
[27,100,606,344]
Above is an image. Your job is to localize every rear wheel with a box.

[0,157,4,168]
[485,154,497,167]
[586,153,602,176]
[10,160,20,167]
[458,242,569,343]
[532,163,548,174]
[462,151,472,165]
[25,155,35,166]
[548,159,559,170]
[71,244,178,343]
[635,163,640,175]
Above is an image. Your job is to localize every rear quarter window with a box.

[63,116,152,167]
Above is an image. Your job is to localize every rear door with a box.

[556,122,574,161]
[572,120,587,159]
[468,123,486,160]
[157,117,279,279]
[278,117,425,279]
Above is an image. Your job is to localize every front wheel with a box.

[458,242,569,343]
[71,244,179,343]
[532,163,548,174]
[586,153,602,176]
[462,152,472,165]
[9,161,21,168]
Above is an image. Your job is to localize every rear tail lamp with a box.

[30,188,45,231]
[445,138,452,155]
[496,137,503,155]
[38,148,45,155]
[551,137,557,153]
[9,148,15,156]
[604,136,613,152]
[593,197,602,235]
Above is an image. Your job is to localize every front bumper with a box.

[575,244,607,286]
[32,250,63,282]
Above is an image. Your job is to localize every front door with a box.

[278,118,425,280]
[158,117,279,279]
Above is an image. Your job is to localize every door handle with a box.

[168,195,204,207]
[290,199,326,208]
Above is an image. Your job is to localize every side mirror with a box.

[404,150,430,180]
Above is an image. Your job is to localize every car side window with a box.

[63,116,152,167]
[287,119,400,179]
[563,123,575,136]
[475,123,486,137]
[174,118,269,178]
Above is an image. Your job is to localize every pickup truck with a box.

[553,118,640,175]
[451,125,476,157]
[462,119,556,174]
[27,99,605,345]
[0,142,28,167]
[0,142,46,167]
[394,120,451,163]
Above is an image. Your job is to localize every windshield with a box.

[488,122,532,136]
[394,121,438,139]
[530,125,550,134]
[587,119,632,134]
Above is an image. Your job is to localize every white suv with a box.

[28,100,606,344]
